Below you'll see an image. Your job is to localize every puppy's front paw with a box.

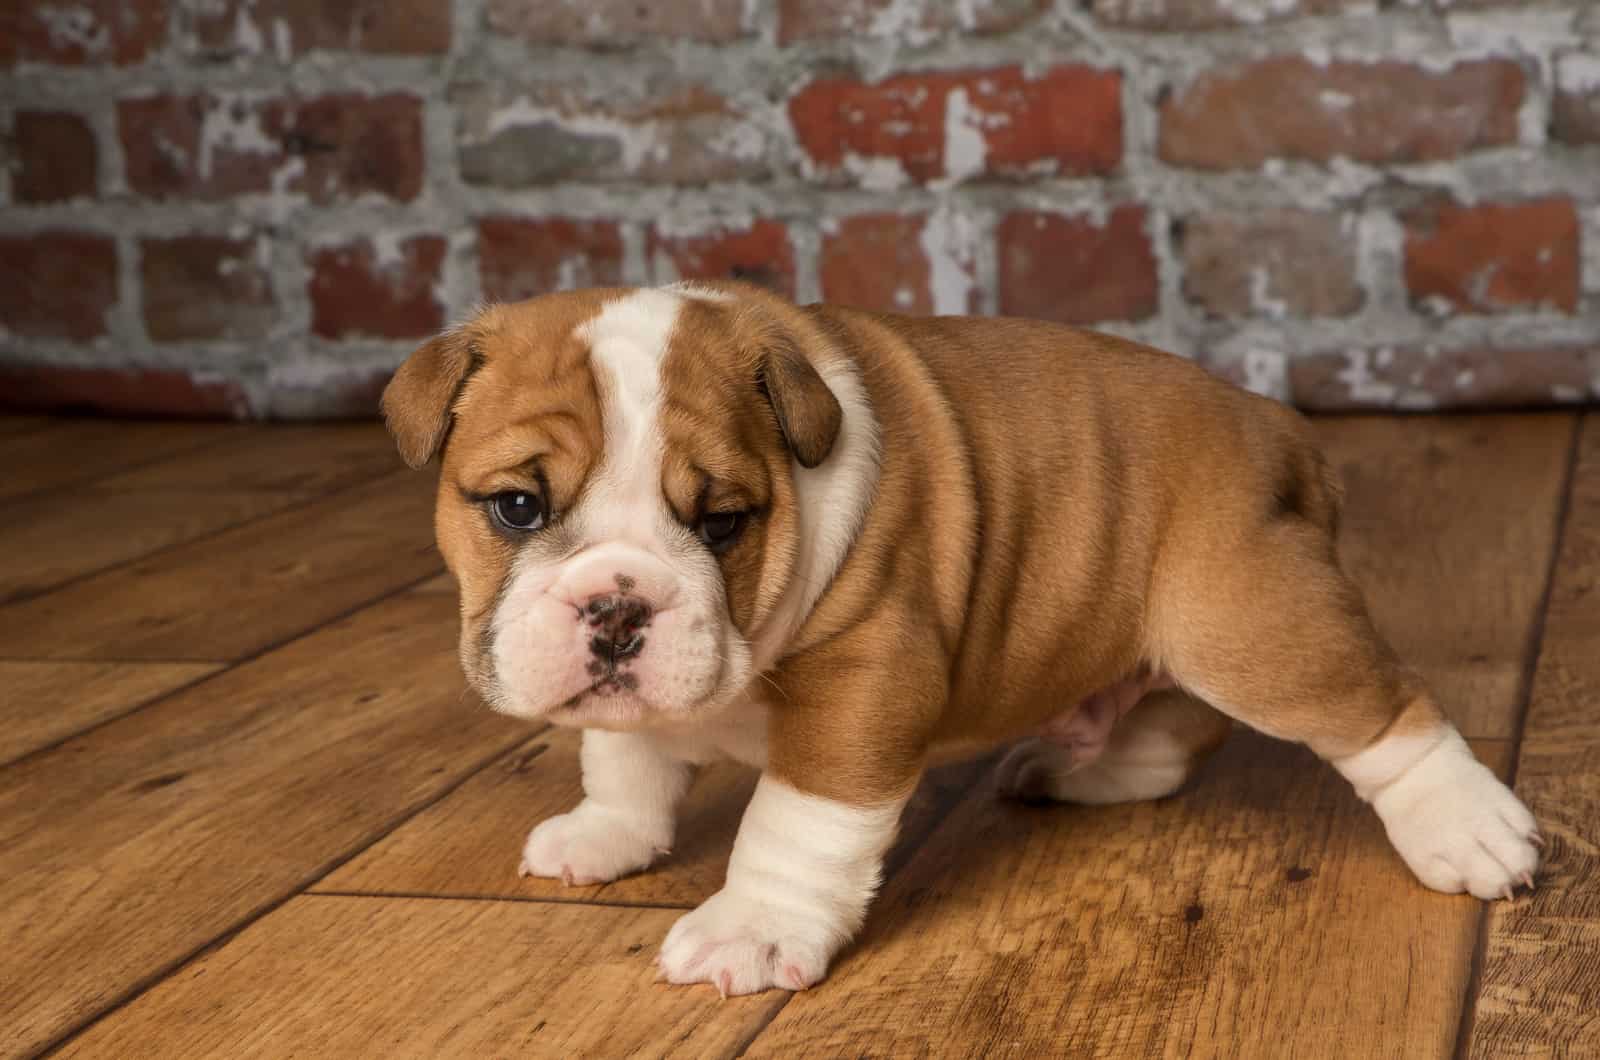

[1371,733,1540,900]
[518,802,667,886]
[657,888,833,996]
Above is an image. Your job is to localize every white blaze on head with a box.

[488,288,753,728]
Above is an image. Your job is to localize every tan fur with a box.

[388,283,1448,810]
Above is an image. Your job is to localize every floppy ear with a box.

[762,338,842,469]
[381,331,478,469]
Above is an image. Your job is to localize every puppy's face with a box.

[383,286,842,730]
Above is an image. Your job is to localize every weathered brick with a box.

[998,207,1158,324]
[487,0,747,45]
[1290,347,1593,411]
[648,222,796,296]
[12,111,97,203]
[1159,58,1524,169]
[0,232,117,340]
[1180,210,1362,319]
[265,364,390,418]
[0,0,166,66]
[119,93,425,202]
[1091,0,1368,31]
[0,364,249,418]
[790,65,1122,186]
[1403,198,1578,315]
[1552,54,1600,145]
[478,218,625,303]
[142,235,276,342]
[818,214,978,316]
[184,0,452,59]
[779,0,1044,44]
[453,82,765,187]
[308,236,446,339]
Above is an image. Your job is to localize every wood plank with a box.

[0,414,53,437]
[0,489,305,604]
[97,422,402,493]
[1317,413,1573,739]
[0,470,442,661]
[745,736,1511,1059]
[317,724,987,909]
[410,571,458,594]
[0,420,241,502]
[0,426,410,605]
[0,593,528,1057]
[58,896,785,1059]
[1470,415,1600,1059]
[0,660,221,763]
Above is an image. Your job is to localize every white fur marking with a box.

[657,777,904,995]
[1336,725,1539,899]
[519,729,693,885]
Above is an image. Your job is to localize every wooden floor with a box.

[1,412,1596,1059]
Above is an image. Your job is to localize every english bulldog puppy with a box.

[382,281,1540,996]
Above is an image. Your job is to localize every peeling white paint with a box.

[197,96,277,182]
[919,207,978,316]
[1249,267,1289,320]
[1243,348,1290,401]
[1551,383,1583,403]
[1337,348,1400,405]
[273,18,293,62]
[937,87,987,188]
[1454,369,1476,388]
[372,231,407,271]
[839,153,911,191]
[1556,54,1600,96]
[37,6,110,56]
[484,97,659,174]
[233,3,263,54]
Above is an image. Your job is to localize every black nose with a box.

[585,593,651,665]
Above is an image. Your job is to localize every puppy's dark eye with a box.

[490,491,546,532]
[697,511,746,553]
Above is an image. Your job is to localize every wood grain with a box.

[0,489,306,604]
[0,414,53,436]
[1470,415,1600,1059]
[0,420,240,502]
[746,735,1511,1059]
[0,660,220,763]
[411,571,458,594]
[0,593,528,1057]
[0,471,442,661]
[59,896,787,1059]
[318,724,987,910]
[97,422,402,493]
[1316,414,1574,739]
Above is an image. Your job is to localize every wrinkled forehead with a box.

[443,286,769,481]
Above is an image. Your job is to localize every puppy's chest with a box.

[653,695,771,769]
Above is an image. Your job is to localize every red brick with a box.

[998,207,1158,324]
[1290,347,1593,411]
[184,0,452,58]
[818,214,980,316]
[1552,56,1600,145]
[119,93,424,202]
[779,0,1043,44]
[1403,198,1579,315]
[1092,0,1366,30]
[648,222,796,297]
[12,111,97,203]
[487,0,746,45]
[1159,58,1524,170]
[0,364,248,418]
[142,235,276,342]
[0,0,166,66]
[0,232,117,340]
[790,65,1122,185]
[478,218,625,304]
[1180,210,1362,319]
[309,236,446,339]
[453,82,765,186]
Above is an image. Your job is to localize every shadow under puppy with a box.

[381,281,1539,997]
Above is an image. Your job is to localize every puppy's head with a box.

[382,284,847,729]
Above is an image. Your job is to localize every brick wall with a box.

[1,0,1597,417]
